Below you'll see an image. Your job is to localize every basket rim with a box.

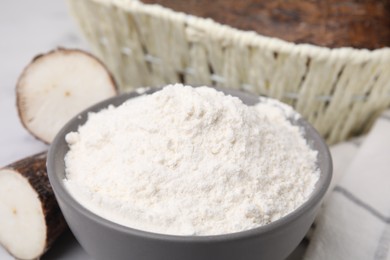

[88,0,390,63]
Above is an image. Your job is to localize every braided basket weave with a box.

[67,0,390,144]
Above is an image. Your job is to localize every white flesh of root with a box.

[0,169,46,259]
[16,48,118,143]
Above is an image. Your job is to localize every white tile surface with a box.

[0,0,90,259]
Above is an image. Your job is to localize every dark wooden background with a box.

[143,0,390,49]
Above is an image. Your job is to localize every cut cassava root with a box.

[0,153,67,260]
[2,48,119,258]
[16,48,118,144]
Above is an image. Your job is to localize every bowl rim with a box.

[47,86,333,243]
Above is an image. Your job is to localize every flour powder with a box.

[64,84,319,236]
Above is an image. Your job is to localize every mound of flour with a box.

[64,84,319,235]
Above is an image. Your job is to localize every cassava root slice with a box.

[16,48,118,144]
[0,153,67,260]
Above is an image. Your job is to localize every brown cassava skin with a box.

[15,48,118,144]
[0,152,67,258]
[142,0,390,49]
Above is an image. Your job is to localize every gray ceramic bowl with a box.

[47,87,332,260]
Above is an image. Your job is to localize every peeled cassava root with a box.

[0,153,67,260]
[16,48,118,144]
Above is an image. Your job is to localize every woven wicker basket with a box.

[67,0,390,144]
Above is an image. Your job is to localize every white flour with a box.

[64,84,319,236]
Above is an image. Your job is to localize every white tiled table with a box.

[0,1,91,259]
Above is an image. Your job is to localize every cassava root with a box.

[0,153,67,259]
